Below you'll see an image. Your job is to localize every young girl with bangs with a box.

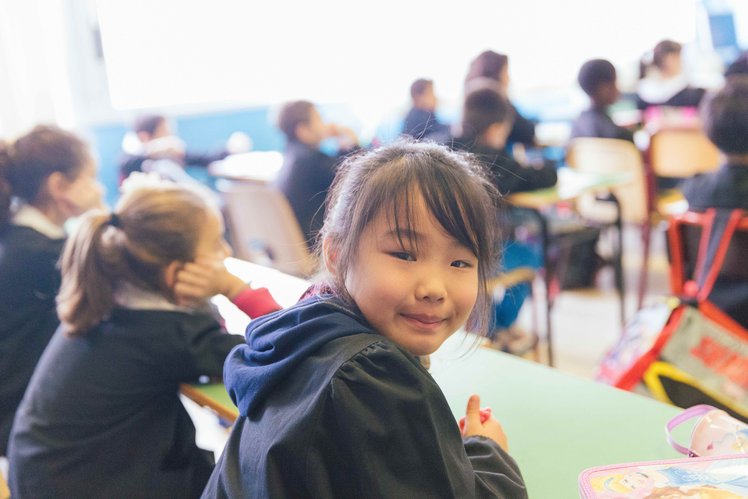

[7,177,280,498]
[203,141,527,498]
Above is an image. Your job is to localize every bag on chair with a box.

[596,209,748,422]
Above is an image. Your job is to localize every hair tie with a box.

[108,213,122,228]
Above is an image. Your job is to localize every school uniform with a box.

[0,205,65,456]
[203,295,527,498]
[274,139,347,248]
[570,107,635,142]
[457,142,557,195]
[7,288,245,498]
[507,104,536,147]
[681,163,748,328]
[635,74,705,110]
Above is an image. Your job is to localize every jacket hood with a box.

[224,295,373,417]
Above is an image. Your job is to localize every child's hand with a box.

[173,258,246,307]
[460,394,509,452]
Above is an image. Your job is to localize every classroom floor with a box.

[529,223,672,378]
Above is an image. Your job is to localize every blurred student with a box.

[571,59,634,142]
[636,40,706,111]
[402,78,450,140]
[118,114,237,183]
[0,125,103,457]
[453,83,556,353]
[455,81,557,195]
[274,100,358,248]
[465,50,536,148]
[203,141,527,498]
[680,76,748,328]
[8,178,280,498]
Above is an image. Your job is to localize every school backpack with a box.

[596,208,748,422]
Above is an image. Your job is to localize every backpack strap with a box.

[696,208,746,301]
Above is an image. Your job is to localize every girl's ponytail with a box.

[0,141,14,227]
[57,211,118,336]
[57,180,211,336]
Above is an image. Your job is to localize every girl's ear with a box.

[163,261,182,289]
[45,171,68,202]
[322,236,339,277]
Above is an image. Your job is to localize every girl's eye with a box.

[391,251,415,261]
[451,260,474,269]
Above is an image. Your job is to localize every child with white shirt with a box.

[7,177,280,498]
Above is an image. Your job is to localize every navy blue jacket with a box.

[8,309,243,498]
[0,225,64,455]
[203,296,526,498]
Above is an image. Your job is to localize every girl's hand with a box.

[173,258,246,307]
[460,394,509,452]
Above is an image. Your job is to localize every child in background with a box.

[454,82,555,353]
[8,178,281,498]
[0,125,104,457]
[402,78,450,140]
[465,50,536,149]
[455,81,557,195]
[636,40,705,111]
[680,76,748,328]
[571,59,635,142]
[274,100,359,248]
[203,141,527,498]
[118,114,240,184]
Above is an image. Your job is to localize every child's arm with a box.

[174,258,281,318]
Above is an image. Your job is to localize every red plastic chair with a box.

[667,209,748,302]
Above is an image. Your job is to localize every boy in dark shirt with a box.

[681,76,748,327]
[454,82,556,353]
[571,59,635,142]
[455,80,557,194]
[402,78,449,140]
[274,100,358,248]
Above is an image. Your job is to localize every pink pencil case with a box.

[579,454,748,498]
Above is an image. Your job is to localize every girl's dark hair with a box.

[640,40,682,78]
[318,140,502,337]
[133,114,167,136]
[0,125,91,227]
[653,40,681,69]
[57,181,213,336]
[459,80,513,145]
[277,100,315,141]
[465,50,509,85]
[701,75,748,155]
[578,59,617,96]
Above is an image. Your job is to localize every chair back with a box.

[566,137,648,224]
[218,180,316,277]
[649,129,720,178]
[667,209,748,299]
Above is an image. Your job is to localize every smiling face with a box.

[339,192,479,356]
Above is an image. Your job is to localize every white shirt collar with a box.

[11,204,66,239]
[114,282,191,312]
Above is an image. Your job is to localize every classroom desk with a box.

[507,168,632,367]
[184,336,684,499]
[208,151,283,184]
